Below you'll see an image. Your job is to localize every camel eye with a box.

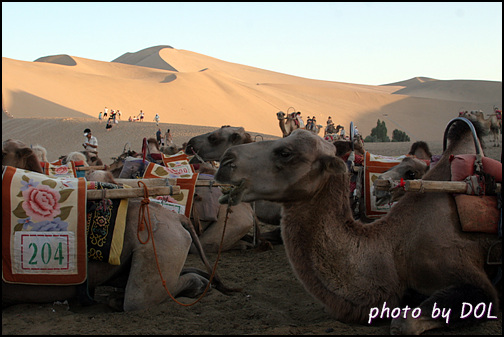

[406,171,416,180]
[208,135,219,145]
[274,147,293,159]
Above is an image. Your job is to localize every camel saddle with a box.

[450,154,502,234]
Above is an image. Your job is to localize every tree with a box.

[365,119,390,142]
[392,129,411,142]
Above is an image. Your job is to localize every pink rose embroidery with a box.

[22,185,61,222]
[54,166,69,175]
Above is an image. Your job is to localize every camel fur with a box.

[215,125,500,335]
[31,144,48,163]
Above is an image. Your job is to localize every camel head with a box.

[185,126,252,162]
[276,111,286,120]
[408,141,432,160]
[216,129,347,204]
[2,139,44,173]
[373,156,429,206]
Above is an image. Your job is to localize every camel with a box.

[373,141,434,206]
[325,124,343,137]
[465,110,501,146]
[373,156,430,206]
[276,111,300,137]
[185,126,283,240]
[215,122,501,335]
[97,135,256,253]
[333,139,365,157]
[308,123,322,135]
[31,144,48,163]
[2,139,234,311]
[64,151,90,166]
[407,140,433,160]
[2,139,44,173]
[59,151,103,167]
[185,125,253,162]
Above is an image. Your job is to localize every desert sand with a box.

[2,45,502,142]
[2,46,502,335]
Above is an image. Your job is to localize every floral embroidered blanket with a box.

[40,160,87,178]
[2,166,87,285]
[86,182,128,265]
[363,152,405,219]
[143,152,198,218]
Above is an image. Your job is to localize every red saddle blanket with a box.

[450,154,501,234]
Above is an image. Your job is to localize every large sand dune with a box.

[3,45,501,145]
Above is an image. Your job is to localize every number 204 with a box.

[28,242,65,265]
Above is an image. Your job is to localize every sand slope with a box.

[3,45,501,142]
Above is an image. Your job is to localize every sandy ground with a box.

[2,118,502,335]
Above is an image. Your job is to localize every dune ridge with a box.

[2,45,502,148]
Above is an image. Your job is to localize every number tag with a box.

[13,232,77,274]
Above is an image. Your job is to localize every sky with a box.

[2,2,502,86]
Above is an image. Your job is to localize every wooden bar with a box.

[114,178,176,187]
[195,180,232,188]
[75,165,108,171]
[374,179,501,194]
[87,185,180,200]
[405,180,501,194]
[115,177,231,188]
[373,179,394,190]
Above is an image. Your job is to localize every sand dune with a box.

[2,45,502,149]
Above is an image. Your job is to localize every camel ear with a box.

[230,133,242,144]
[319,155,347,174]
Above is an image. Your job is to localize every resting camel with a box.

[215,122,500,335]
[185,126,283,241]
[2,139,44,173]
[59,151,103,167]
[276,111,300,137]
[465,110,501,146]
[373,141,435,206]
[99,135,256,253]
[31,144,48,163]
[373,156,429,206]
[64,151,90,166]
[2,139,234,311]
[185,125,253,162]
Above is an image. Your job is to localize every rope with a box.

[135,180,229,306]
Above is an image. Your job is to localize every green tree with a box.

[392,129,411,142]
[365,119,390,142]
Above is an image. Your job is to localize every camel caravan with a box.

[2,115,502,334]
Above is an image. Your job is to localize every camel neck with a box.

[279,172,398,322]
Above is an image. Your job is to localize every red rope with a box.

[135,181,225,306]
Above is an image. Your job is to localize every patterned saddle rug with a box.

[86,182,128,265]
[2,166,87,285]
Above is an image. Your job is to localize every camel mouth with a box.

[374,189,392,206]
[218,179,247,206]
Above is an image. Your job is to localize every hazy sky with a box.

[2,2,502,85]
